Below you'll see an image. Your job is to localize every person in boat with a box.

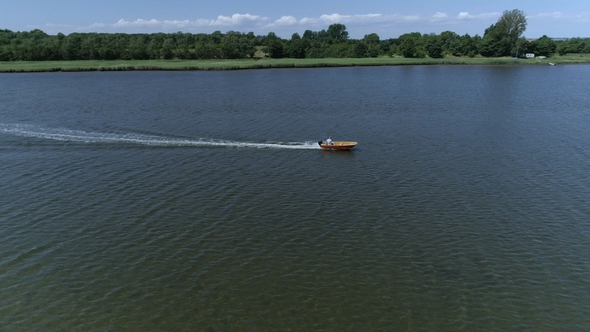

[326,136,334,145]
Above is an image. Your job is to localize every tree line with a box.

[1,9,588,62]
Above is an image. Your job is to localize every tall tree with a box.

[479,9,527,57]
[498,9,527,56]
[327,24,349,42]
[480,24,510,57]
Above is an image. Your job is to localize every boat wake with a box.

[0,124,320,150]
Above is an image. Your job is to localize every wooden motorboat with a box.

[317,141,357,150]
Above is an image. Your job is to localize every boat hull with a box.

[318,141,357,150]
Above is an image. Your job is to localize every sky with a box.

[1,0,589,39]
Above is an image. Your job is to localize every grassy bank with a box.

[1,54,589,72]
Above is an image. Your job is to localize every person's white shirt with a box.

[326,137,333,145]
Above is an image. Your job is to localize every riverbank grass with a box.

[1,54,589,72]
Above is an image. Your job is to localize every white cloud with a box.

[530,12,564,19]
[299,17,318,25]
[44,23,74,28]
[107,14,267,31]
[457,11,500,20]
[38,11,515,37]
[319,13,383,24]
[88,23,107,29]
[528,11,590,24]
[114,19,160,28]
[209,13,267,26]
[432,12,448,20]
[319,13,345,23]
[60,11,505,32]
[265,13,385,29]
[527,12,575,20]
[162,20,191,28]
[402,15,420,22]
[270,16,298,27]
[457,12,473,20]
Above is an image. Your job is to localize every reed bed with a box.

[1,55,589,73]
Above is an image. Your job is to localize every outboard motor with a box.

[318,141,323,146]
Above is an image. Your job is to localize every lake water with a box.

[1,65,589,331]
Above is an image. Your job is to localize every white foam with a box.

[0,124,320,150]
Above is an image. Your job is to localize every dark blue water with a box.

[1,65,590,331]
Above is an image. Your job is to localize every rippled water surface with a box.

[1,66,590,331]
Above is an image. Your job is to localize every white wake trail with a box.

[0,124,320,150]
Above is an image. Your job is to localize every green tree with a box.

[327,42,354,57]
[302,30,316,41]
[221,31,242,59]
[498,9,527,56]
[286,33,306,58]
[556,41,570,55]
[363,33,381,57]
[210,31,223,44]
[147,34,164,59]
[79,33,100,60]
[61,33,83,60]
[451,34,479,57]
[424,34,444,58]
[161,38,175,59]
[327,24,349,42]
[194,42,222,59]
[480,9,527,57]
[265,33,284,58]
[244,32,258,58]
[353,41,368,58]
[171,32,191,59]
[571,38,588,53]
[97,34,119,60]
[479,9,527,57]
[363,33,380,45]
[398,32,424,58]
[438,31,459,55]
[557,38,589,55]
[480,24,510,57]
[129,35,148,59]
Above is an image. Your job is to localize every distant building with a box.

[525,53,535,58]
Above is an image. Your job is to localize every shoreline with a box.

[1,55,589,73]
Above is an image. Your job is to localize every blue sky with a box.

[1,0,589,39]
